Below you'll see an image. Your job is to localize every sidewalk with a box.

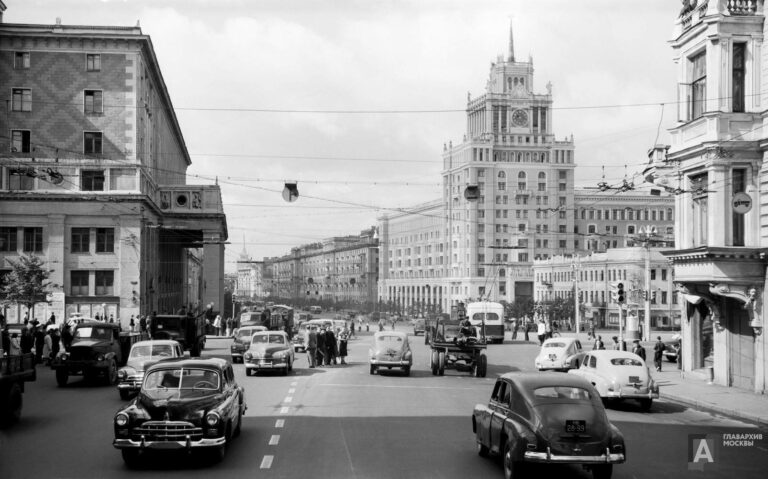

[511,329,768,427]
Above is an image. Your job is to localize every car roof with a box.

[132,339,180,347]
[542,337,575,345]
[374,330,408,338]
[239,325,266,330]
[146,357,228,371]
[584,350,643,360]
[500,371,592,390]
[252,330,287,336]
[77,321,119,329]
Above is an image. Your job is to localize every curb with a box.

[659,391,768,428]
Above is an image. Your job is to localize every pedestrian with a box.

[139,315,147,333]
[524,318,530,342]
[350,320,356,339]
[306,326,318,368]
[34,325,45,364]
[588,320,596,340]
[61,323,73,350]
[378,319,384,332]
[325,327,337,365]
[545,320,552,339]
[612,336,621,350]
[653,336,666,372]
[338,326,349,365]
[316,327,326,367]
[225,316,233,337]
[9,333,21,356]
[213,315,222,336]
[20,327,33,354]
[1,325,9,356]
[676,341,682,371]
[632,339,646,362]
[511,319,518,340]
[49,312,56,324]
[129,316,136,332]
[43,328,53,364]
[593,335,605,350]
[110,314,115,324]
[51,329,61,359]
[537,319,546,346]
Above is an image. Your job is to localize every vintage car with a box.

[663,334,681,362]
[534,337,586,372]
[230,325,267,363]
[113,357,246,467]
[412,318,426,336]
[473,372,625,479]
[244,331,294,376]
[117,340,183,399]
[369,331,412,376]
[569,350,659,411]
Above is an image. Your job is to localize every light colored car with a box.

[534,337,586,371]
[230,325,268,363]
[569,349,659,411]
[244,331,295,376]
[369,331,412,376]
[117,340,183,399]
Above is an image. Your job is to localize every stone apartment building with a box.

[0,7,227,326]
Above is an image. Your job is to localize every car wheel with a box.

[476,353,487,378]
[476,440,489,458]
[592,464,613,479]
[369,365,376,375]
[106,359,118,386]
[437,351,445,376]
[245,368,252,377]
[430,350,438,376]
[121,449,141,469]
[119,389,131,400]
[55,369,69,387]
[403,366,410,376]
[0,383,23,427]
[503,440,521,479]
[639,398,653,412]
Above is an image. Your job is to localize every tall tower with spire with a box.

[507,19,515,62]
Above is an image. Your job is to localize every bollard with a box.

[707,366,714,384]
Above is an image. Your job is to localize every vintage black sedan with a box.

[472,372,625,479]
[113,358,246,467]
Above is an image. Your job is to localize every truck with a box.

[0,352,36,427]
[150,313,207,356]
[51,322,146,387]
[427,314,488,377]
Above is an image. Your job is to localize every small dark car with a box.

[412,319,426,336]
[473,372,625,479]
[113,357,246,467]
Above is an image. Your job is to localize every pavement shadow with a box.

[606,397,687,414]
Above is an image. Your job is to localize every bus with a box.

[309,305,322,315]
[466,301,505,344]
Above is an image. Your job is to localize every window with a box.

[691,173,708,246]
[84,132,103,155]
[23,227,42,252]
[14,51,30,69]
[11,130,31,153]
[84,90,103,114]
[95,271,114,295]
[732,169,746,246]
[86,53,101,71]
[628,225,635,235]
[478,268,485,277]
[0,227,17,252]
[651,269,656,280]
[559,170,567,180]
[110,168,137,190]
[690,51,707,120]
[81,170,105,191]
[8,168,34,190]
[733,43,745,113]
[518,171,527,190]
[12,88,31,111]
[71,228,90,253]
[71,271,89,296]
[661,269,667,281]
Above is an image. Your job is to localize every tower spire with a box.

[508,19,515,62]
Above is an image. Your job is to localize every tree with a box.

[0,255,54,319]
[507,298,534,320]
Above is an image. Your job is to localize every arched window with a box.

[538,172,546,179]
[498,171,506,179]
[499,269,506,277]
[518,171,527,190]
[667,208,673,220]
[538,172,546,192]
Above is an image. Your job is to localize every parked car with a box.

[369,330,412,376]
[113,357,246,467]
[534,337,586,371]
[412,318,426,336]
[0,352,36,427]
[473,372,625,479]
[569,350,659,411]
[230,325,267,363]
[117,340,183,399]
[244,331,294,376]
[663,334,681,362]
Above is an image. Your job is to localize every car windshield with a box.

[155,318,180,330]
[377,335,404,346]
[144,368,220,391]
[471,313,500,321]
[74,327,112,340]
[544,342,566,348]
[534,386,592,400]
[237,328,259,339]
[130,344,175,359]
[610,358,644,367]
[252,334,285,344]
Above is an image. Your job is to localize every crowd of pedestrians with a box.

[304,323,351,368]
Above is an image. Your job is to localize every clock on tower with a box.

[512,109,528,127]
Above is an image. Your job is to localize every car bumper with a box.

[525,447,625,464]
[536,362,569,371]
[114,437,225,450]
[245,358,290,369]
[605,388,659,399]
[52,359,107,371]
[117,380,142,392]
[370,359,410,367]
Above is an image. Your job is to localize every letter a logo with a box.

[688,435,715,471]
[693,439,713,463]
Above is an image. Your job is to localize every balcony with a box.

[677,1,762,36]
[157,185,224,215]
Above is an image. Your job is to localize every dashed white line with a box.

[288,388,296,394]
[275,419,285,428]
[260,455,274,469]
[269,435,280,445]
[280,406,290,414]
[284,396,293,403]
[290,381,298,387]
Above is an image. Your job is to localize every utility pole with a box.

[572,255,580,335]
[644,240,652,341]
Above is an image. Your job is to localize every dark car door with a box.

[489,380,511,454]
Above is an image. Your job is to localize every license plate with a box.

[548,354,557,361]
[565,420,586,433]
[629,376,640,384]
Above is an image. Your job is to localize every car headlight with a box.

[118,369,128,379]
[115,413,129,427]
[273,350,287,359]
[205,412,220,427]
[244,352,252,360]
[96,353,105,361]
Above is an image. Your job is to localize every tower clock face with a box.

[512,109,528,127]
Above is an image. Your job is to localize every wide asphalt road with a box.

[1,328,766,479]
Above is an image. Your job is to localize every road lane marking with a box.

[280,406,290,414]
[318,383,478,390]
[288,388,296,394]
[269,435,280,445]
[260,456,273,469]
[290,381,298,387]
[284,396,293,403]
[275,419,285,428]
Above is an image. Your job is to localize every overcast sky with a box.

[5,0,682,269]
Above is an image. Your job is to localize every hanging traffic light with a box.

[617,283,625,304]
